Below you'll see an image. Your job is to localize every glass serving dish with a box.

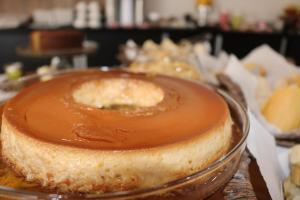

[0,68,249,200]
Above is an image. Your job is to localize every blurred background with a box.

[0,2,300,199]
[0,0,299,73]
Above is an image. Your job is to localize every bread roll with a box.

[262,85,300,132]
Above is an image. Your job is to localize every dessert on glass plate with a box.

[0,69,248,199]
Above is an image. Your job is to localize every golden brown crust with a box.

[1,114,232,193]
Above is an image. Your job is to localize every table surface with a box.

[208,156,271,199]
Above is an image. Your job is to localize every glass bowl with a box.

[0,68,249,200]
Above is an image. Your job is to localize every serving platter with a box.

[0,68,253,199]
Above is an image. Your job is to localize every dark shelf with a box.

[0,26,299,73]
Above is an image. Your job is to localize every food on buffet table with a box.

[140,38,196,60]
[142,39,159,51]
[30,30,84,52]
[160,38,179,52]
[290,145,300,186]
[129,59,201,81]
[4,62,23,81]
[285,74,300,87]
[284,178,300,200]
[1,70,232,193]
[284,145,300,199]
[261,74,300,132]
[125,38,203,81]
[36,65,56,81]
[255,77,272,109]
[244,63,267,77]
[262,85,300,132]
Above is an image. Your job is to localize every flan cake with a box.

[1,70,232,193]
[30,30,84,52]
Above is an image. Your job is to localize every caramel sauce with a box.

[3,70,228,150]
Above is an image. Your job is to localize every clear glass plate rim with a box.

[0,68,250,199]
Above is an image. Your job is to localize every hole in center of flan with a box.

[72,78,164,109]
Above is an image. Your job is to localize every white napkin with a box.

[247,112,284,200]
[242,45,299,86]
[224,55,259,110]
[226,45,300,178]
[224,54,284,135]
[277,146,290,179]
[224,56,284,199]
[196,51,229,83]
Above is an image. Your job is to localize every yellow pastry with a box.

[129,59,201,81]
[262,85,300,132]
[286,75,300,87]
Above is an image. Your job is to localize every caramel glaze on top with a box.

[3,70,229,150]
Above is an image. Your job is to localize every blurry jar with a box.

[196,0,213,26]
